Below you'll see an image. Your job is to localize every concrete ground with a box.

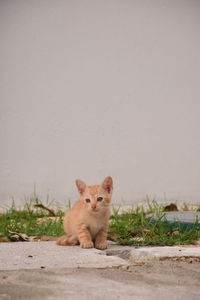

[0,241,200,300]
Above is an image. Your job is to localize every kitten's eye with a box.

[97,197,103,202]
[85,198,91,203]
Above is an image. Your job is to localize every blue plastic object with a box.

[146,211,200,230]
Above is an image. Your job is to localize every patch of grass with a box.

[0,196,200,246]
[0,195,65,240]
[109,205,200,246]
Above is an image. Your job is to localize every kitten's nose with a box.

[91,203,97,210]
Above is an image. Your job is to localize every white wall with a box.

[0,0,200,206]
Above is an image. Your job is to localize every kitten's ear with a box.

[75,179,87,195]
[101,176,113,194]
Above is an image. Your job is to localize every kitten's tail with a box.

[56,235,78,246]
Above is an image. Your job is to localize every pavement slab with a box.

[0,241,200,300]
[0,241,128,271]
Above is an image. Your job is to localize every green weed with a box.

[0,196,65,240]
[109,206,200,246]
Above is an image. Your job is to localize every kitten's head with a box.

[75,176,113,213]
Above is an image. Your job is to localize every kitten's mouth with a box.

[91,208,98,212]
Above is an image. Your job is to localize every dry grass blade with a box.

[34,203,55,216]
[107,232,121,241]
[8,230,30,241]
[36,216,60,223]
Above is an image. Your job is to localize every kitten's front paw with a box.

[95,242,108,250]
[80,241,94,249]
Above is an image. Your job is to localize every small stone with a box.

[40,266,46,269]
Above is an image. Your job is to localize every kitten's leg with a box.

[94,226,108,250]
[56,234,78,246]
[77,224,94,248]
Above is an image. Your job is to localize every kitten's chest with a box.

[89,222,103,238]
[87,215,107,238]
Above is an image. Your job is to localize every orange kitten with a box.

[57,176,113,249]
